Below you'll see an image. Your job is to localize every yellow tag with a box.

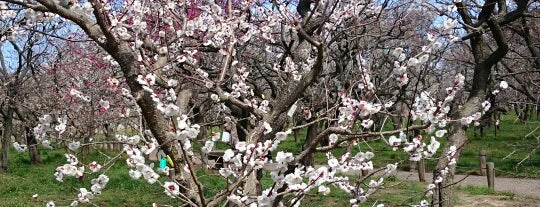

[166,155,174,167]
[261,94,266,99]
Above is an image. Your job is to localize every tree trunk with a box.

[301,121,319,167]
[0,107,14,173]
[26,126,41,164]
[111,43,203,204]
[433,94,485,206]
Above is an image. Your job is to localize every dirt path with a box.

[394,171,540,200]
[313,164,540,206]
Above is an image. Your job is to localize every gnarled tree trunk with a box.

[26,125,41,164]
[0,107,14,173]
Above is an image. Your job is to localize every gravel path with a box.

[393,171,540,199]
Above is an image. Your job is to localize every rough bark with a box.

[301,121,320,166]
[110,42,201,204]
[0,107,14,173]
[433,1,520,205]
[433,93,485,206]
[26,126,41,164]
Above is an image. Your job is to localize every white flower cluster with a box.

[54,154,85,182]
[55,115,68,135]
[12,142,27,152]
[446,145,458,165]
[33,114,52,142]
[69,88,91,103]
[90,174,109,194]
[136,73,184,118]
[163,181,180,198]
[281,57,302,81]
[388,130,442,161]
[409,74,464,127]
[208,130,292,181]
[231,67,254,98]
[136,73,156,92]
[88,161,102,173]
[29,115,55,149]
[99,99,110,112]
[338,93,382,126]
[122,143,160,184]
[236,149,382,206]
[357,55,375,90]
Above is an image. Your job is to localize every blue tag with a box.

[159,158,167,169]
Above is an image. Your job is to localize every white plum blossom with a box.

[460,116,473,125]
[275,130,291,141]
[407,57,420,67]
[77,188,93,203]
[263,122,272,134]
[434,176,443,183]
[12,142,27,152]
[447,145,457,165]
[161,104,180,117]
[163,181,180,198]
[219,167,233,178]
[137,73,156,86]
[65,154,79,165]
[140,140,158,155]
[223,149,235,162]
[499,81,508,89]
[167,79,178,87]
[90,174,109,194]
[201,140,215,153]
[126,135,141,145]
[129,169,142,180]
[318,185,331,195]
[99,99,110,111]
[55,120,67,134]
[361,119,374,128]
[328,158,339,168]
[388,136,402,150]
[235,141,247,152]
[435,130,447,138]
[482,101,491,112]
[88,161,102,173]
[276,151,294,165]
[424,137,441,157]
[210,94,219,102]
[385,163,398,173]
[328,134,339,145]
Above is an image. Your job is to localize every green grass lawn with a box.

[0,148,422,206]
[276,113,540,178]
[0,149,179,207]
[0,113,537,206]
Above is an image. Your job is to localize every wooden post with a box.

[486,162,495,191]
[168,168,175,180]
[479,150,486,176]
[409,160,417,172]
[418,159,426,182]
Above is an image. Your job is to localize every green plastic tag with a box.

[159,158,167,169]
